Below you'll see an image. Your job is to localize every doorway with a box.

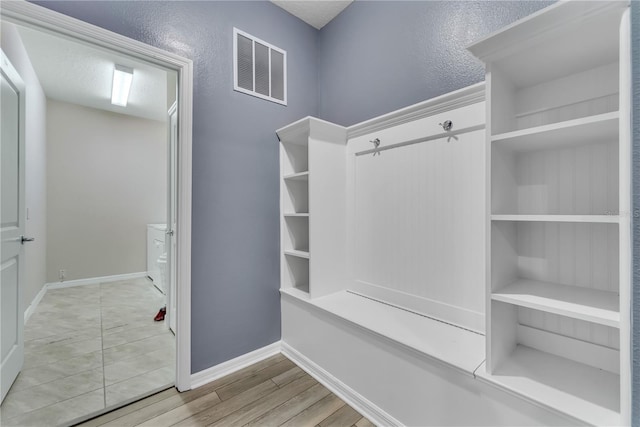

[0,2,193,425]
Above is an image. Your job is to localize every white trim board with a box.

[46,272,148,290]
[1,1,194,392]
[346,82,485,139]
[281,342,402,427]
[190,341,282,389]
[23,284,47,324]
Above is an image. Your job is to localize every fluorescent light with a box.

[111,65,133,106]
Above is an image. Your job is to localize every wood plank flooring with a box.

[76,354,375,427]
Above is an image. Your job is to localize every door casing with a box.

[0,1,194,391]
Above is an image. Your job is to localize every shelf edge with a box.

[491,214,619,224]
[491,111,619,142]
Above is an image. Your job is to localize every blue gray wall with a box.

[32,0,319,373]
[317,1,553,126]
[632,2,639,425]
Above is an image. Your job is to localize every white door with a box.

[166,102,178,333]
[0,51,27,404]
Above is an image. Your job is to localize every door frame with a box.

[1,1,194,391]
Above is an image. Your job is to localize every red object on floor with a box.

[154,306,166,321]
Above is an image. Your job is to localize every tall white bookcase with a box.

[276,117,347,299]
[469,2,631,425]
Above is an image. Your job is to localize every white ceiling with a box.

[271,0,353,30]
[16,25,170,122]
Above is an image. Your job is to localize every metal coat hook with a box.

[370,138,381,156]
[439,120,453,131]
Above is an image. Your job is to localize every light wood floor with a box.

[76,354,374,427]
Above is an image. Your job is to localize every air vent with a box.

[233,28,287,105]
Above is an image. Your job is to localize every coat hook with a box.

[370,138,381,156]
[439,120,453,131]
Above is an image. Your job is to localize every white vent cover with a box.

[233,28,287,105]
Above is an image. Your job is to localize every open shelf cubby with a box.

[283,178,309,214]
[281,140,308,175]
[283,215,309,253]
[488,2,622,136]
[491,221,619,296]
[492,130,618,217]
[489,302,620,426]
[283,254,309,293]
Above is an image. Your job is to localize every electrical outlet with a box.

[59,269,66,281]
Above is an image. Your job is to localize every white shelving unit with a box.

[469,2,631,425]
[277,117,347,298]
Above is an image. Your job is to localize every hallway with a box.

[0,278,175,426]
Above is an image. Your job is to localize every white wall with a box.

[46,100,166,282]
[1,23,48,315]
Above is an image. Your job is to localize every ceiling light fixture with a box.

[111,64,133,106]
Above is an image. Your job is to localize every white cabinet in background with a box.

[147,223,166,293]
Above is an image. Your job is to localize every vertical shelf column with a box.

[276,117,347,298]
[279,130,309,294]
[469,2,630,425]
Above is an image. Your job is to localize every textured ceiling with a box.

[271,0,353,29]
[16,25,170,122]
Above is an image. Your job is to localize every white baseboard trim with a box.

[281,341,402,427]
[46,272,148,290]
[190,341,282,389]
[24,284,47,324]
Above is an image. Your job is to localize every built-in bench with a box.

[281,288,485,376]
[281,288,592,426]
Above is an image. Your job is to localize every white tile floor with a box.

[0,277,175,427]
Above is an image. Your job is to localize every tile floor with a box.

[0,277,175,427]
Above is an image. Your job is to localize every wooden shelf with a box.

[491,214,619,224]
[283,213,309,218]
[491,112,618,151]
[284,249,310,260]
[476,346,620,426]
[283,171,309,181]
[492,279,619,327]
